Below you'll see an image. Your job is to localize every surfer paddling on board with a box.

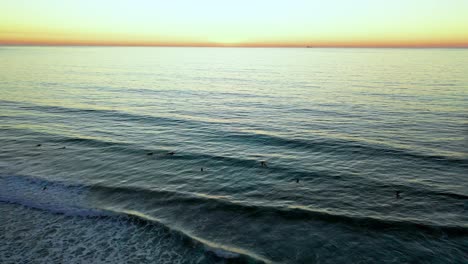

[395,191,402,199]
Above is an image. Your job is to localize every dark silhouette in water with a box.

[296,178,300,183]
[36,144,41,147]
[201,168,204,172]
[260,161,268,167]
[42,186,47,191]
[59,146,66,149]
[396,191,402,199]
[167,151,175,156]
[147,152,153,156]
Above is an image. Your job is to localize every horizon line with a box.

[2,43,467,49]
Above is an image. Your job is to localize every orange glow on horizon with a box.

[1,37,467,48]
[1,0,467,48]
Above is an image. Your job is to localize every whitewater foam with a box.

[0,175,108,217]
[0,175,269,264]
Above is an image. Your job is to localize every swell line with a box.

[0,198,270,264]
[221,131,468,167]
[2,99,466,167]
[92,184,468,237]
[2,128,467,202]
[0,174,270,264]
[1,172,466,264]
[109,209,271,264]
[0,99,222,129]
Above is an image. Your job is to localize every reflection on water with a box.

[0,47,467,263]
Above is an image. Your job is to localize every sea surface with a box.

[0,47,467,264]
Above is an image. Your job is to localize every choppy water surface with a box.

[0,47,467,263]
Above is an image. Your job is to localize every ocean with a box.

[0,47,467,263]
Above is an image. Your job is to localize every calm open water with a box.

[0,47,467,263]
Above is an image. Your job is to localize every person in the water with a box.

[147,152,153,156]
[260,161,268,167]
[201,167,204,172]
[37,144,41,147]
[168,151,175,155]
[395,191,402,199]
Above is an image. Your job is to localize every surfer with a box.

[201,167,204,172]
[37,144,42,147]
[168,151,175,156]
[395,191,402,199]
[42,186,47,191]
[296,178,299,183]
[147,152,153,156]
[260,161,268,167]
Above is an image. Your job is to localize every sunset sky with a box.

[1,0,467,47]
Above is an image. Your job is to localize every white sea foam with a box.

[0,175,106,216]
[0,202,204,264]
[0,175,267,264]
[204,245,241,259]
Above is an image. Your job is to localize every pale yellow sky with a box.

[1,0,467,47]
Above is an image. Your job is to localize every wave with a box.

[2,127,466,202]
[0,174,107,217]
[0,99,218,129]
[110,209,271,264]
[221,131,468,167]
[0,174,269,264]
[4,124,467,181]
[94,181,468,237]
[377,183,468,201]
[3,174,466,242]
[1,174,466,264]
[3,99,465,167]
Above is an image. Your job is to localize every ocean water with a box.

[0,47,467,264]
